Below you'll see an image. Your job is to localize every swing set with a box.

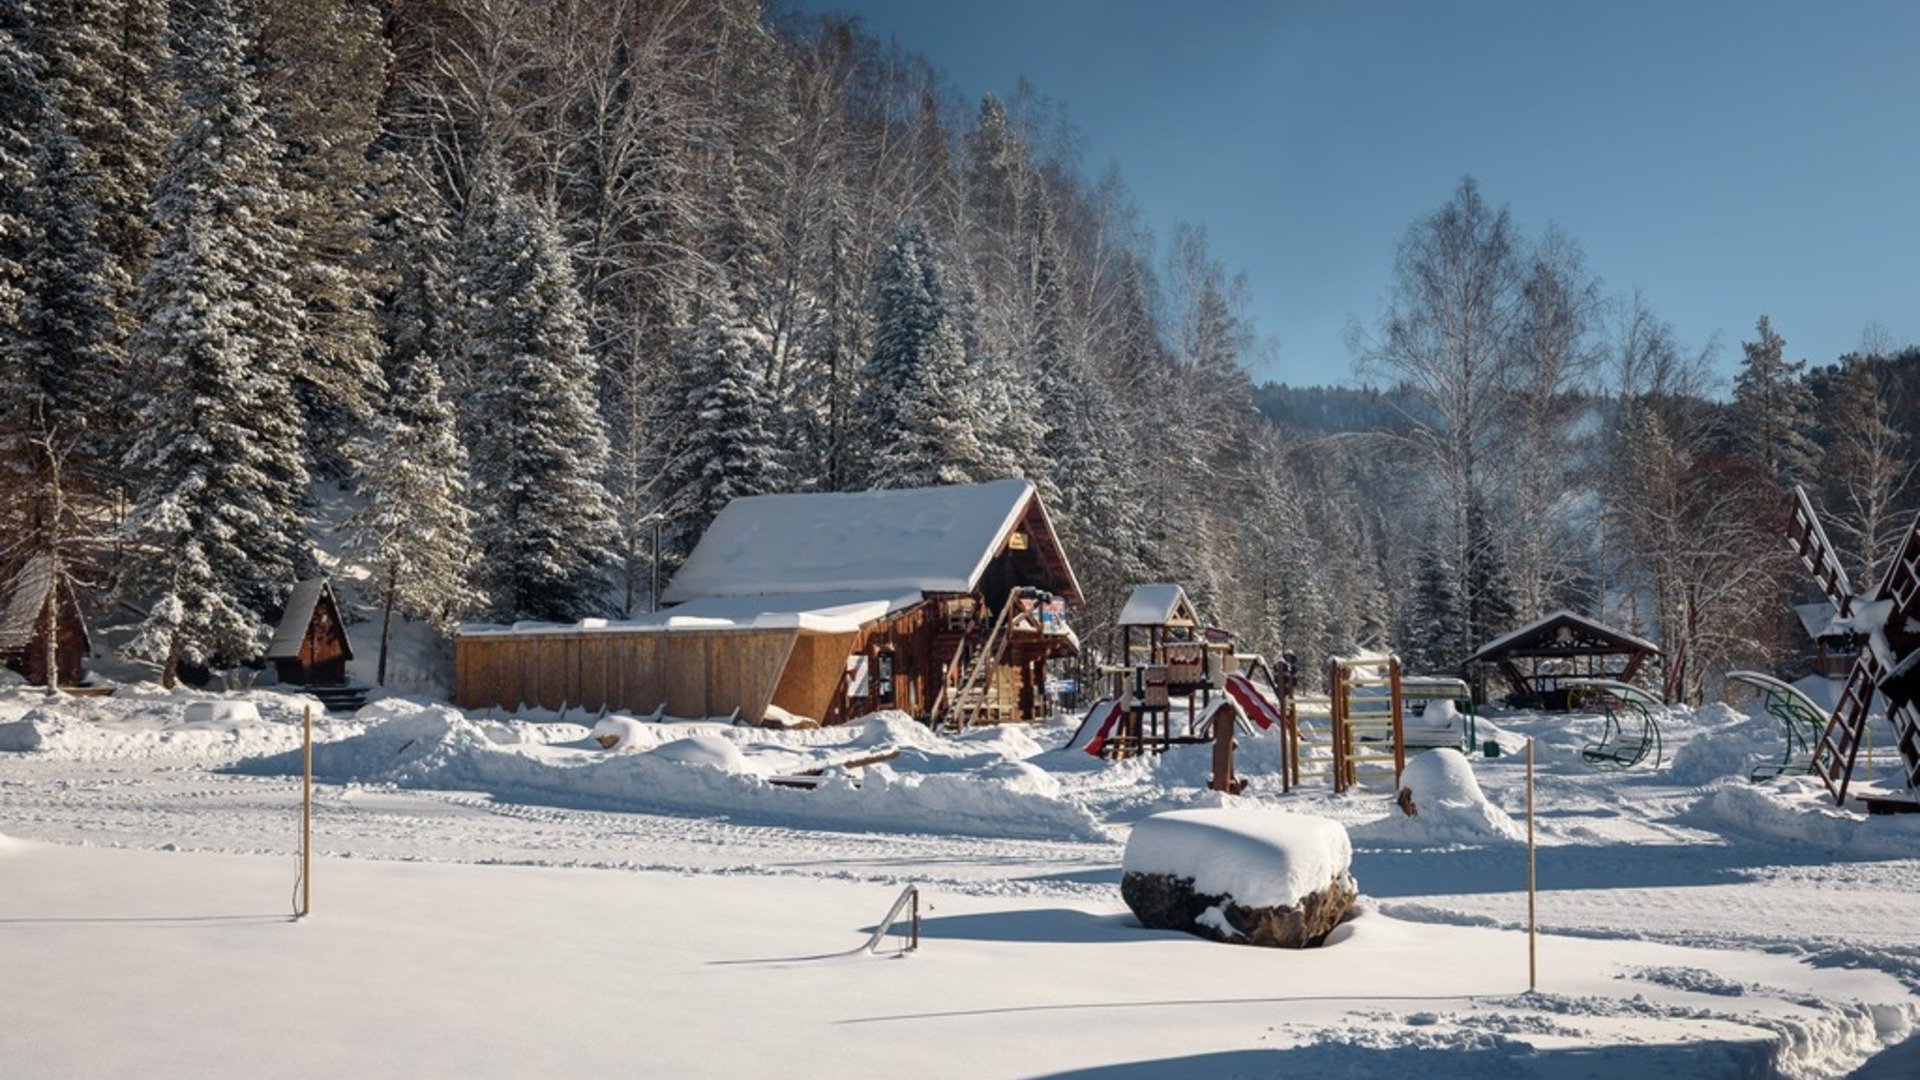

[1565,679,1665,768]
[1726,670,1827,781]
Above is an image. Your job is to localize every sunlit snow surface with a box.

[2,684,1918,1078]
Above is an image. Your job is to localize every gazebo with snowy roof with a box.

[455,479,1082,726]
[1464,610,1662,710]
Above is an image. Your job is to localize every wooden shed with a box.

[268,579,354,686]
[1464,609,1661,710]
[455,478,1082,725]
[0,554,89,687]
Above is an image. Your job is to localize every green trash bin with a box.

[1483,740,1501,758]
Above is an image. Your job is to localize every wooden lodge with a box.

[1464,609,1661,710]
[1793,601,1861,679]
[453,478,1083,726]
[267,579,354,686]
[0,554,89,687]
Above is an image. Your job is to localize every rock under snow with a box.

[1121,808,1356,948]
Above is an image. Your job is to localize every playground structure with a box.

[1565,679,1665,769]
[1727,670,1826,782]
[1075,585,1281,759]
[1279,652,1413,795]
[1785,485,1920,810]
[1400,676,1480,753]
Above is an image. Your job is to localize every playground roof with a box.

[662,478,1081,606]
[1116,584,1197,628]
[1465,609,1660,665]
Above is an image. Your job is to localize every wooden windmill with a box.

[1786,486,1920,807]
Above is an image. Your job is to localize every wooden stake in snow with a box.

[300,705,313,919]
[1527,737,1536,991]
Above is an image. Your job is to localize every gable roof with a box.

[1465,609,1660,665]
[0,555,56,650]
[0,555,88,653]
[1116,584,1198,628]
[662,478,1081,605]
[268,579,352,660]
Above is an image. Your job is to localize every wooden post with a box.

[1526,737,1536,991]
[1210,704,1235,794]
[300,705,313,919]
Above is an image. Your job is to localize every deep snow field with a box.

[3,681,1918,1079]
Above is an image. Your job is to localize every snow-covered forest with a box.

[2,0,1915,700]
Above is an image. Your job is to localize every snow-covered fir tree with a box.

[347,178,482,684]
[661,285,784,553]
[0,0,32,340]
[119,0,311,683]
[462,176,615,624]
[1401,540,1467,673]
[348,343,481,685]
[856,223,988,489]
[1731,315,1820,489]
[26,0,170,341]
[13,87,121,450]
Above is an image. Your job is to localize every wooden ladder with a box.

[1811,652,1881,801]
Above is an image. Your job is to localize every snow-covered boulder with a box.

[1120,808,1356,948]
[1355,748,1522,845]
[591,715,652,750]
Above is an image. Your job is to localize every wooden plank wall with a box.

[454,629,801,722]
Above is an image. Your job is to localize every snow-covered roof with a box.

[1794,601,1846,641]
[662,478,1079,604]
[1116,584,1197,628]
[1465,609,1659,664]
[458,589,923,638]
[268,579,348,660]
[0,555,56,650]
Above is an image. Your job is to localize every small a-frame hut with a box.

[268,579,354,687]
[1465,609,1660,710]
[1793,601,1860,679]
[0,555,89,686]
[454,478,1081,725]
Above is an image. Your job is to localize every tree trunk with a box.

[377,566,397,686]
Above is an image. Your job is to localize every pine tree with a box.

[14,92,121,448]
[661,287,784,550]
[1402,540,1467,673]
[0,0,34,339]
[348,345,482,685]
[28,0,170,340]
[463,178,615,624]
[1731,315,1820,488]
[120,0,310,684]
[856,224,988,489]
[1464,494,1520,650]
[256,0,391,477]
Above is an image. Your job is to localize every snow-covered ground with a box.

[2,684,1917,1078]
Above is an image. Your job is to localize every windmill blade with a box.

[1871,506,1920,632]
[1788,485,1854,618]
[1810,648,1884,805]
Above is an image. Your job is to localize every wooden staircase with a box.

[932,600,1016,734]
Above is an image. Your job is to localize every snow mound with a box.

[233,700,1105,843]
[182,700,263,725]
[1122,808,1352,908]
[1667,703,1781,785]
[0,691,333,761]
[1690,779,1920,859]
[1352,749,1523,845]
[590,715,653,750]
[650,735,755,775]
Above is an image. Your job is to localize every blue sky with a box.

[781,0,1920,387]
